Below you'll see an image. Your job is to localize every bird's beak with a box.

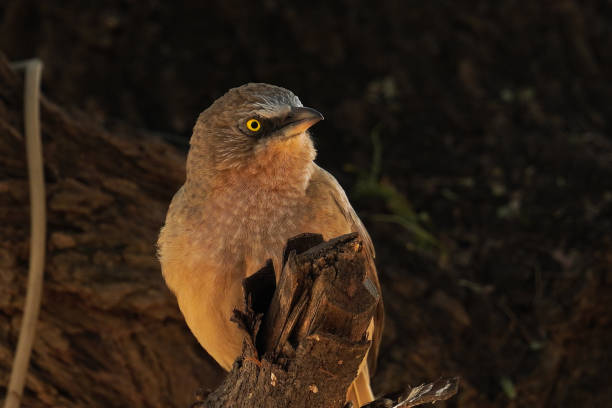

[277,106,324,137]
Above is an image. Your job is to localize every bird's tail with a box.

[346,359,375,407]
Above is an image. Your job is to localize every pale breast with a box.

[204,184,305,276]
[157,163,362,370]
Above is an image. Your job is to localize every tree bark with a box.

[0,52,222,407]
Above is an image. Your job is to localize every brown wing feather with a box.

[310,165,384,374]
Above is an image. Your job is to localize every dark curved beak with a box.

[279,106,324,136]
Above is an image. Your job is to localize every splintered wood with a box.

[203,233,378,408]
[201,233,459,407]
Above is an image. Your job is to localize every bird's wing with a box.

[308,165,384,374]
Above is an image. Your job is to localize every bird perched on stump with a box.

[158,83,383,406]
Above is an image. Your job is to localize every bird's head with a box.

[187,83,323,181]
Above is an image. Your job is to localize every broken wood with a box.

[360,377,459,408]
[201,233,378,408]
[199,233,458,407]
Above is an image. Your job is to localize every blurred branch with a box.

[3,59,46,408]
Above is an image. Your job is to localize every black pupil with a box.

[251,121,258,129]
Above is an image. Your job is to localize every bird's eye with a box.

[246,119,261,132]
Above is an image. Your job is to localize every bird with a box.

[157,83,383,406]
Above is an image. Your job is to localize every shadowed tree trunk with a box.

[0,52,223,407]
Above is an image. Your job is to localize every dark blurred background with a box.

[2,1,611,407]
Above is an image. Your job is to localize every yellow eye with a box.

[246,119,261,132]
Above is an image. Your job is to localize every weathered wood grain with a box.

[202,233,378,408]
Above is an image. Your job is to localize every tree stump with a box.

[198,233,458,408]
[201,233,377,408]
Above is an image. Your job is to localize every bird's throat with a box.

[210,132,316,194]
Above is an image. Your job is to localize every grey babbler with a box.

[158,83,383,406]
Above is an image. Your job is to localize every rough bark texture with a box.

[202,233,377,408]
[0,53,223,407]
